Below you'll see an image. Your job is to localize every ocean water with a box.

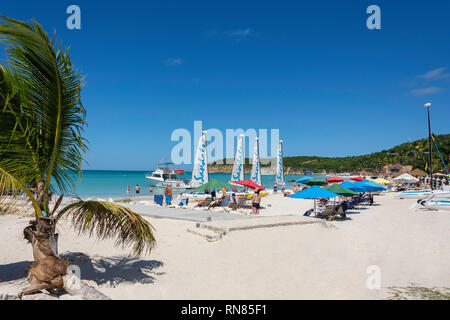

[65,170,327,198]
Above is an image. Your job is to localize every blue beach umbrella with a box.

[357,180,387,192]
[295,176,314,184]
[290,186,341,216]
[340,181,367,193]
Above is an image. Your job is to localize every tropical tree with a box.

[0,16,156,299]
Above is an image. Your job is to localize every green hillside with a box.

[283,134,450,173]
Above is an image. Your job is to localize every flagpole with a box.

[425,103,433,190]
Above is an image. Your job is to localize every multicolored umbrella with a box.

[290,186,341,216]
[326,176,345,183]
[195,179,232,191]
[295,176,313,184]
[230,179,265,191]
[324,184,358,197]
[340,181,367,192]
[303,178,328,186]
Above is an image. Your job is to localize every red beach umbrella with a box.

[326,176,345,183]
[350,176,365,182]
[230,179,265,191]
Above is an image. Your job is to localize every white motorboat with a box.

[145,162,191,190]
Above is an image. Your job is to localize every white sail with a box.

[250,137,262,186]
[191,131,209,187]
[275,140,284,186]
[231,135,245,181]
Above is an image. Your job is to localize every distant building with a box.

[382,164,412,174]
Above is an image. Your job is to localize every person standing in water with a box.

[149,185,153,193]
[164,184,173,206]
[127,185,130,195]
[135,184,140,194]
[252,189,261,215]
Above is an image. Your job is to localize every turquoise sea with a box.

[66,170,327,198]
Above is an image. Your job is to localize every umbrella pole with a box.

[314,199,316,217]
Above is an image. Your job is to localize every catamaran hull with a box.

[419,200,450,211]
[395,190,450,199]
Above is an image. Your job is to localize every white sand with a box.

[1,193,449,299]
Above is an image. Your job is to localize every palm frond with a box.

[0,15,87,196]
[58,200,156,256]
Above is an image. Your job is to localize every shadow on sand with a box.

[0,253,164,286]
[60,252,164,285]
[0,261,31,282]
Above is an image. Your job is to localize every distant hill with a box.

[210,134,450,174]
[283,133,450,174]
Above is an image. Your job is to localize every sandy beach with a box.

[1,192,449,300]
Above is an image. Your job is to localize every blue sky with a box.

[1,0,449,170]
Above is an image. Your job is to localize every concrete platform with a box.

[122,203,255,222]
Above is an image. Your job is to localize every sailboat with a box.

[231,134,245,182]
[191,130,209,188]
[275,140,285,188]
[250,137,262,186]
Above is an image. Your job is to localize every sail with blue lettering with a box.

[231,135,245,181]
[250,137,262,186]
[191,131,209,187]
[275,140,284,187]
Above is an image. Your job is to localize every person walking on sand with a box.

[127,185,130,195]
[252,189,261,215]
[273,182,278,193]
[135,184,140,194]
[164,184,173,206]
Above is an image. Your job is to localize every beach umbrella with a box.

[393,173,419,182]
[340,181,367,193]
[295,176,313,184]
[373,177,393,185]
[194,179,231,191]
[324,184,358,197]
[290,186,341,216]
[354,180,387,192]
[350,176,365,182]
[326,176,345,183]
[230,179,265,191]
[303,178,328,186]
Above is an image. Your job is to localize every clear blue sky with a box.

[1,0,449,170]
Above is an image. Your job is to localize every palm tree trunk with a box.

[20,216,69,297]
[63,273,111,300]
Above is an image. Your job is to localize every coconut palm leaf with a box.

[0,15,87,200]
[57,200,157,256]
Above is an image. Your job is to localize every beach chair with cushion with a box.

[221,197,230,207]
[237,196,247,209]
[336,206,347,220]
[317,206,336,220]
[207,198,223,210]
[195,197,213,208]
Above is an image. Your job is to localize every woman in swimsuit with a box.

[252,189,261,215]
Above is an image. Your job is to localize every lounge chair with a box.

[317,206,337,220]
[208,198,223,210]
[195,197,213,208]
[237,196,246,209]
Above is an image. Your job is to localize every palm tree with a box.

[0,16,156,299]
